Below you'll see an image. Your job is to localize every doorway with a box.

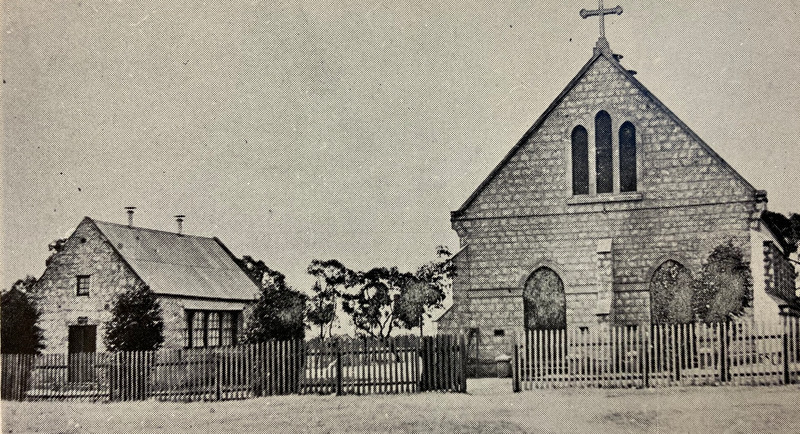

[68,325,96,382]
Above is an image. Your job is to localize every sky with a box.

[2,0,799,293]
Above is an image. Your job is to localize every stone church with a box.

[436,8,798,362]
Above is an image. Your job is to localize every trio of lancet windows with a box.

[571,111,637,195]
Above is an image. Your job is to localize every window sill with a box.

[567,192,643,205]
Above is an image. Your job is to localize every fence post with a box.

[783,316,790,385]
[512,331,521,393]
[719,322,728,383]
[643,327,650,389]
[335,341,343,396]
[460,334,468,393]
[215,350,222,401]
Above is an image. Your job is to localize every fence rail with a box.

[513,318,800,391]
[1,335,465,402]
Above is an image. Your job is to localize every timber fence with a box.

[1,335,466,402]
[512,318,800,391]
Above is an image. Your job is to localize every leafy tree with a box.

[240,258,306,342]
[762,211,800,254]
[104,283,164,352]
[236,255,288,291]
[649,261,694,324]
[394,280,441,337]
[46,238,68,266]
[343,267,415,338]
[395,246,453,336]
[692,242,753,323]
[307,259,351,339]
[1,276,44,354]
[306,281,337,340]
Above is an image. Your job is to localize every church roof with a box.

[88,218,258,301]
[452,49,756,218]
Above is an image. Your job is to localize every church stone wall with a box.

[447,55,757,363]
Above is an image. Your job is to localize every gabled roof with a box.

[89,218,258,301]
[452,49,756,218]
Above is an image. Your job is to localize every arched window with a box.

[619,121,637,192]
[649,260,693,324]
[571,125,589,195]
[523,267,566,330]
[595,111,613,194]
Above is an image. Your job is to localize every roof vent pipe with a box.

[125,207,136,227]
[175,215,185,235]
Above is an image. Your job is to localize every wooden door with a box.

[68,325,96,382]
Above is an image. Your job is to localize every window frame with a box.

[567,110,643,202]
[185,309,240,349]
[76,275,90,297]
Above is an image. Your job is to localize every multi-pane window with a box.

[207,312,220,347]
[186,310,240,348]
[76,275,90,296]
[191,311,205,348]
[221,312,234,346]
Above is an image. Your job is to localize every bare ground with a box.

[3,379,800,433]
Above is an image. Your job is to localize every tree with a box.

[46,237,68,266]
[239,257,306,342]
[307,259,351,339]
[395,246,453,336]
[692,242,753,323]
[104,283,164,352]
[235,255,288,291]
[1,276,44,354]
[762,211,800,254]
[343,267,415,338]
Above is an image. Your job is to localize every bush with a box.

[692,242,753,323]
[104,284,164,352]
[1,277,44,354]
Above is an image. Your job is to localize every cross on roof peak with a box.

[580,0,623,54]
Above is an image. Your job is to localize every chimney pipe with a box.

[125,207,136,227]
[175,215,185,235]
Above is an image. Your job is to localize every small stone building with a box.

[35,214,258,354]
[436,37,798,363]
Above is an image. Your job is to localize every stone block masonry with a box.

[35,219,141,353]
[33,219,188,353]
[439,52,761,363]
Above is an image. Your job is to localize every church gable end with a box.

[453,52,756,224]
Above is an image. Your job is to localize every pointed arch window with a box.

[595,111,613,194]
[619,121,637,192]
[571,125,589,195]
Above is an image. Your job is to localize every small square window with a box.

[494,329,505,337]
[76,275,90,296]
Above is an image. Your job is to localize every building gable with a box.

[453,51,756,222]
[36,217,144,292]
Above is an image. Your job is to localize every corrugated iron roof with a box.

[92,219,258,301]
